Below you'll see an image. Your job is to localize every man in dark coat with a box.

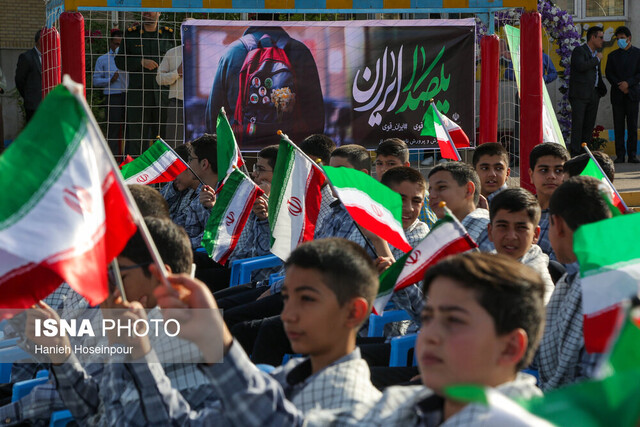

[15,30,42,123]
[569,26,607,157]
[606,25,640,163]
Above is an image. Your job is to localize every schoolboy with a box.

[488,188,555,304]
[160,143,198,221]
[329,144,371,174]
[528,143,570,259]
[310,252,548,425]
[472,142,511,204]
[427,162,490,245]
[563,151,615,182]
[537,176,613,391]
[375,138,438,228]
[31,218,217,425]
[299,133,336,165]
[106,238,383,425]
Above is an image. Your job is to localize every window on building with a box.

[557,0,626,19]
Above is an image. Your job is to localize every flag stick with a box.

[157,136,206,187]
[278,131,380,258]
[429,99,462,162]
[109,259,128,303]
[220,107,251,178]
[581,143,630,213]
[64,75,173,289]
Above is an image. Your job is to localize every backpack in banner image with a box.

[234,33,299,144]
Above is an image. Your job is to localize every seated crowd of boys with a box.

[1,134,622,425]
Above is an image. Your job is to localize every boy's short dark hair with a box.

[614,26,631,38]
[120,217,193,277]
[381,166,426,192]
[331,144,371,172]
[587,26,604,42]
[284,238,378,317]
[128,185,170,219]
[258,144,279,169]
[489,188,541,226]
[299,134,336,165]
[190,133,217,173]
[375,138,409,163]
[174,143,190,163]
[472,142,509,168]
[423,252,545,370]
[428,162,481,205]
[563,152,615,182]
[529,143,570,170]
[549,176,612,231]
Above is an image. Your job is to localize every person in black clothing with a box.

[569,26,607,157]
[15,30,42,124]
[606,26,640,163]
[205,26,324,149]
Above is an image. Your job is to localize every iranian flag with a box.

[421,102,470,161]
[323,166,412,255]
[579,157,626,214]
[120,140,187,185]
[217,108,245,181]
[269,139,325,261]
[0,80,137,310]
[201,169,263,265]
[373,211,477,314]
[574,213,640,353]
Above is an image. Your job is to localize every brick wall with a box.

[0,0,46,49]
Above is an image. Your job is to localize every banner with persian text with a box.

[182,19,476,150]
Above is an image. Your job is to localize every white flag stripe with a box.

[334,187,406,237]
[123,149,179,184]
[0,122,109,265]
[270,150,314,261]
[210,178,257,260]
[582,265,640,315]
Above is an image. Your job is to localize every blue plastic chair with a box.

[12,376,48,402]
[0,346,33,383]
[0,337,19,349]
[229,254,282,287]
[256,364,276,374]
[389,334,417,367]
[367,310,412,337]
[50,410,74,427]
[281,354,303,365]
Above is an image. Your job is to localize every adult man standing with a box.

[569,26,607,157]
[15,30,42,124]
[115,12,175,156]
[156,36,184,147]
[606,26,640,163]
[93,29,128,158]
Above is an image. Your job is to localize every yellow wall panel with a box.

[326,0,351,8]
[384,0,411,8]
[442,0,468,8]
[141,0,171,7]
[203,0,233,7]
[503,0,536,10]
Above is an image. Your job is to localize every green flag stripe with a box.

[0,85,85,226]
[323,166,403,223]
[268,141,295,237]
[574,214,640,274]
[202,169,245,252]
[120,141,170,176]
[217,110,236,177]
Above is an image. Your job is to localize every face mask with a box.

[618,39,628,49]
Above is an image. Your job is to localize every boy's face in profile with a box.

[428,170,469,218]
[281,266,352,357]
[389,181,425,230]
[416,277,508,394]
[475,155,510,197]
[251,156,274,186]
[488,209,540,260]
[174,169,198,191]
[375,155,406,180]
[529,155,564,200]
[117,256,157,308]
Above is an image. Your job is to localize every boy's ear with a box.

[487,223,494,243]
[403,161,410,167]
[532,225,540,244]
[498,328,528,368]
[506,167,511,177]
[344,297,370,328]
[359,168,370,175]
[465,181,476,200]
[528,168,534,182]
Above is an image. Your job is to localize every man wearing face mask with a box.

[93,29,128,158]
[606,26,640,163]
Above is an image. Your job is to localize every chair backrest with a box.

[12,376,48,402]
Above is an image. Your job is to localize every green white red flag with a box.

[269,138,325,261]
[216,108,245,182]
[201,169,263,265]
[0,81,137,310]
[574,213,640,353]
[579,157,626,214]
[120,140,187,185]
[323,165,412,255]
[373,210,477,314]
[421,102,469,161]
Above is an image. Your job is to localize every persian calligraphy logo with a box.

[63,186,93,215]
[225,212,235,227]
[406,250,421,265]
[288,197,302,216]
[371,204,384,218]
[136,173,150,183]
